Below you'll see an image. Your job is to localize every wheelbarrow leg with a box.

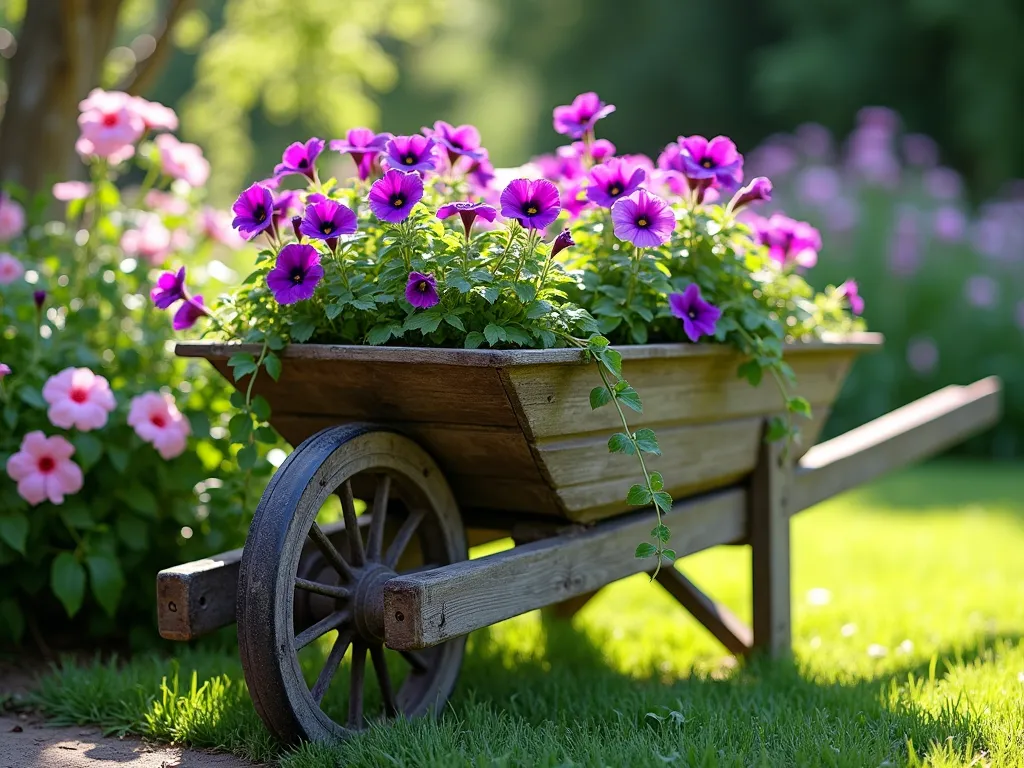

[749,433,791,657]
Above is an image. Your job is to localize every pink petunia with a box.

[6,431,84,506]
[0,193,26,240]
[127,392,190,459]
[0,252,25,284]
[77,90,144,163]
[42,367,116,431]
[0,363,10,379]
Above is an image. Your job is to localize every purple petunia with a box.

[550,228,575,259]
[499,178,561,230]
[231,183,275,240]
[676,135,744,191]
[329,128,391,181]
[572,138,616,163]
[405,271,439,309]
[729,176,772,212]
[368,169,425,223]
[274,138,325,180]
[610,189,676,248]
[437,201,497,238]
[586,157,646,208]
[669,284,722,343]
[837,280,864,315]
[151,266,187,309]
[299,199,357,241]
[266,244,324,305]
[750,213,821,269]
[383,135,437,174]
[425,121,485,164]
[33,290,46,309]
[466,152,495,191]
[173,295,207,331]
[553,92,616,139]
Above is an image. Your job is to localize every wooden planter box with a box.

[177,333,881,523]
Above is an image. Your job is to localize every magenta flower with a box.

[572,138,616,163]
[550,228,575,259]
[267,244,323,305]
[329,128,391,180]
[405,271,439,309]
[673,135,744,190]
[6,431,83,506]
[467,152,495,190]
[0,253,25,285]
[669,284,722,342]
[552,92,616,139]
[729,176,772,211]
[560,181,591,221]
[0,193,25,241]
[587,157,646,208]
[231,184,275,240]
[383,135,437,174]
[837,280,864,315]
[173,296,208,330]
[499,178,561,230]
[300,199,357,240]
[272,189,302,231]
[274,138,325,180]
[425,121,484,164]
[151,267,188,309]
[437,201,497,238]
[611,189,676,248]
[0,363,10,379]
[369,169,425,223]
[42,368,116,431]
[751,214,821,269]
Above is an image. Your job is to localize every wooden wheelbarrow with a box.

[157,334,1001,744]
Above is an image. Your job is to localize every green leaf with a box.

[51,552,86,618]
[634,542,657,559]
[444,314,466,332]
[513,282,537,303]
[464,331,485,350]
[0,512,29,554]
[116,516,149,552]
[17,386,46,409]
[586,335,610,350]
[325,302,345,320]
[607,433,635,455]
[766,416,790,442]
[787,396,813,418]
[634,428,661,455]
[597,347,623,378]
[627,484,653,506]
[115,485,158,517]
[366,324,395,345]
[2,404,16,430]
[107,445,130,473]
[526,300,553,319]
[86,554,124,617]
[653,491,674,513]
[229,353,257,380]
[589,386,612,409]
[61,503,94,529]
[255,426,278,444]
[481,285,500,304]
[290,318,317,343]
[483,323,506,346]
[264,353,282,382]
[651,524,671,543]
[738,359,763,387]
[504,326,532,346]
[447,273,472,293]
[404,311,443,334]
[267,335,286,351]
[661,549,677,562]
[650,472,665,491]
[251,396,272,422]
[0,599,24,642]
[229,391,246,409]
[615,385,643,413]
[228,412,253,442]
[237,443,258,470]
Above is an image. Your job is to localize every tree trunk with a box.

[0,0,123,194]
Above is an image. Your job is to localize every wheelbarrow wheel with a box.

[237,426,467,745]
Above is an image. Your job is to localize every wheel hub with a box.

[350,562,396,644]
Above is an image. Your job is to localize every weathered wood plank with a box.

[383,488,747,650]
[655,567,752,656]
[749,433,791,657]
[790,378,1002,515]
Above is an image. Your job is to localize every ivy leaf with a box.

[589,386,612,409]
[634,428,661,455]
[464,331,485,349]
[51,552,86,618]
[653,491,674,513]
[251,395,272,422]
[649,472,665,491]
[786,396,812,418]
[0,512,28,554]
[86,554,125,617]
[607,433,635,455]
[228,412,253,442]
[626,484,653,506]
[661,549,677,562]
[237,443,258,470]
[634,542,657,559]
[766,416,790,442]
[738,359,763,387]
[615,384,643,413]
[290,318,317,343]
[483,323,507,346]
[651,524,672,543]
[264,353,282,382]
[228,353,257,380]
[72,433,104,472]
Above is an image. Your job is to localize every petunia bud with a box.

[291,215,303,242]
[729,176,773,212]
[33,290,46,309]
[550,228,575,259]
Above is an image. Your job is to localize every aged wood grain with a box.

[749,431,791,657]
[383,487,748,650]
[655,567,753,656]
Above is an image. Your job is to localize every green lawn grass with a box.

[34,462,1024,767]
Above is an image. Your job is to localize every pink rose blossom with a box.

[127,392,190,459]
[52,181,93,202]
[0,193,26,240]
[6,431,84,506]
[0,252,25,284]
[121,214,172,266]
[0,363,10,379]
[155,134,210,187]
[42,367,116,431]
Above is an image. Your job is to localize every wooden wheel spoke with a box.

[370,645,399,717]
[340,481,366,567]
[400,650,428,674]
[366,475,391,562]
[308,523,355,582]
[384,508,426,569]
[295,609,350,651]
[347,641,367,730]
[294,578,351,600]
[310,628,353,704]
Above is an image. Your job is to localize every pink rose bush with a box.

[0,90,253,640]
